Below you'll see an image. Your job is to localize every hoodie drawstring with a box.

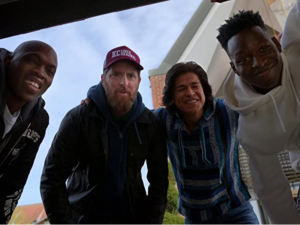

[134,121,142,145]
[269,58,300,133]
[267,93,286,133]
[269,67,300,133]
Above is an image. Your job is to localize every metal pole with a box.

[280,0,288,17]
[263,0,277,37]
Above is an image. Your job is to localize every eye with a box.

[26,57,36,64]
[176,87,185,92]
[237,57,250,65]
[47,69,55,76]
[128,73,137,79]
[260,45,270,52]
[111,72,119,77]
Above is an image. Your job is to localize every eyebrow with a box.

[110,70,122,76]
[24,52,57,68]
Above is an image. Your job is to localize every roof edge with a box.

[149,0,214,77]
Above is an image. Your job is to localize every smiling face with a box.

[101,60,141,117]
[5,41,57,111]
[227,26,283,93]
[173,72,206,121]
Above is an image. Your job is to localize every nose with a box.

[252,55,267,69]
[35,65,46,79]
[185,86,194,97]
[120,74,129,87]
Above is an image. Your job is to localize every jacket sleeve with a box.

[40,108,81,224]
[0,138,45,224]
[146,119,168,224]
[240,140,300,224]
[0,109,48,224]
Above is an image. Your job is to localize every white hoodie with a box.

[224,1,300,224]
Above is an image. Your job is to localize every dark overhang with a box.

[0,0,166,39]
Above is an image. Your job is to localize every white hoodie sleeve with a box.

[281,0,300,50]
[240,141,300,224]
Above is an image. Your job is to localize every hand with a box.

[80,98,90,105]
[277,33,283,42]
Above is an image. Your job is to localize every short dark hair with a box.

[217,10,267,51]
[162,61,213,113]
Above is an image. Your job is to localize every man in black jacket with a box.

[41,46,168,224]
[0,40,57,224]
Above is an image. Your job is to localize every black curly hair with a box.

[217,10,267,51]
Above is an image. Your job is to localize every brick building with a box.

[9,203,48,224]
[149,74,166,109]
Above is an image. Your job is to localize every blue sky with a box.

[0,0,201,205]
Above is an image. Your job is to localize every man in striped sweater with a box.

[155,61,258,224]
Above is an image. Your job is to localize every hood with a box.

[223,71,279,116]
[223,53,300,133]
[224,53,290,115]
[87,82,145,126]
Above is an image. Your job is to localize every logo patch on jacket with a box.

[23,128,40,143]
[12,148,20,157]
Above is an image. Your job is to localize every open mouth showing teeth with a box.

[186,100,197,103]
[25,80,40,89]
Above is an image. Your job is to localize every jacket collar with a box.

[135,109,152,124]
[203,99,216,121]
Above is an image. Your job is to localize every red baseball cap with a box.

[103,45,144,71]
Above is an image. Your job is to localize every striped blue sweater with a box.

[156,98,250,221]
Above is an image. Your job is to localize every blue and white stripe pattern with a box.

[156,98,250,221]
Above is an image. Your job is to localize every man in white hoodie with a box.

[216,1,300,224]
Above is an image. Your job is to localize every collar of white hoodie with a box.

[223,53,300,133]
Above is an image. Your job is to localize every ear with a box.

[230,62,239,76]
[101,74,104,82]
[138,77,141,84]
[271,36,282,53]
[4,55,12,67]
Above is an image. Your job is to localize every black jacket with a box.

[40,95,168,224]
[0,48,49,224]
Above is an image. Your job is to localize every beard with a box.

[105,86,136,115]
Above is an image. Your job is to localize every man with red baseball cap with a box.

[40,46,168,224]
